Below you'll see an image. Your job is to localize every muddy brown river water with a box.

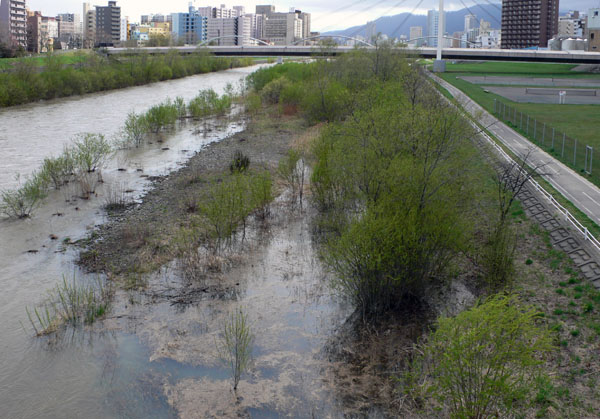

[0,65,359,418]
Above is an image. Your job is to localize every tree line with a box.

[0,49,253,107]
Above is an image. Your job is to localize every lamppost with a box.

[433,0,446,72]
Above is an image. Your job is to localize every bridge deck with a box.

[105,46,600,64]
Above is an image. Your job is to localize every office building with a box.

[171,6,208,44]
[427,9,446,47]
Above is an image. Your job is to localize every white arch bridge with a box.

[105,46,600,64]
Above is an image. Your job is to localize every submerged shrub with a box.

[0,173,48,219]
[40,148,75,189]
[188,89,232,118]
[216,308,254,391]
[121,111,148,148]
[423,294,553,418]
[72,133,112,173]
[145,99,178,133]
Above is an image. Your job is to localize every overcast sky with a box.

[25,0,600,31]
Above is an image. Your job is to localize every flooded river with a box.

[0,66,353,417]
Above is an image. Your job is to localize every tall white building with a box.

[264,11,302,45]
[409,26,423,46]
[464,14,478,32]
[120,17,127,41]
[365,20,376,42]
[427,9,445,47]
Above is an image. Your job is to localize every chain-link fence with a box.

[493,99,594,181]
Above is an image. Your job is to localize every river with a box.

[0,65,357,417]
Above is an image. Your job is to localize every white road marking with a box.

[582,192,600,209]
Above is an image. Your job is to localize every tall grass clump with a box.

[26,275,112,336]
[0,173,48,219]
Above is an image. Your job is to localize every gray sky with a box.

[25,0,600,31]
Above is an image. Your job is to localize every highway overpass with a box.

[105,45,600,64]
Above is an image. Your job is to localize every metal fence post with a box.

[494,99,497,113]
[514,107,517,125]
[552,128,555,149]
[542,124,546,146]
[533,119,537,140]
[520,112,523,130]
[574,139,577,166]
[562,133,566,158]
[527,115,529,134]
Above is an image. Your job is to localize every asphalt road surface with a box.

[434,74,600,226]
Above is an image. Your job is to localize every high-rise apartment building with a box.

[96,1,121,46]
[501,0,559,49]
[0,0,26,48]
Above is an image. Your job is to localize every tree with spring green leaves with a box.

[423,294,553,418]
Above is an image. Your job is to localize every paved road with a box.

[433,74,600,226]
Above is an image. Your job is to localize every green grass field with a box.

[439,60,600,186]
[445,61,600,78]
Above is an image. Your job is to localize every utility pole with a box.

[433,0,446,72]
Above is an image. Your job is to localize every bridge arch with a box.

[292,35,374,47]
[198,36,271,47]
[405,35,480,47]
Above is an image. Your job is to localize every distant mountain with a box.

[323,3,502,41]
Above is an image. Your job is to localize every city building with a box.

[464,14,478,32]
[0,0,26,48]
[120,17,127,41]
[589,8,600,51]
[427,9,446,47]
[171,6,208,44]
[501,0,559,49]
[558,10,584,37]
[365,20,376,42]
[83,2,95,48]
[263,10,302,45]
[409,26,423,46]
[57,13,82,49]
[95,0,121,46]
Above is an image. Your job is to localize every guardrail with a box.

[478,127,600,253]
[430,73,600,254]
